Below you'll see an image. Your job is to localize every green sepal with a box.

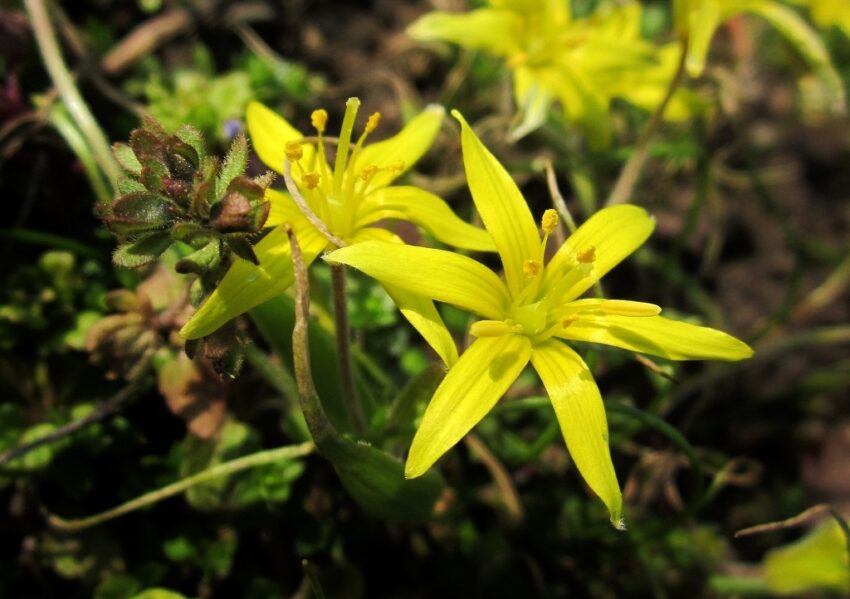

[113,142,142,175]
[108,191,172,235]
[216,133,249,197]
[223,235,259,264]
[113,233,173,268]
[175,240,221,275]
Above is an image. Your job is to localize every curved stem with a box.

[24,0,121,187]
[47,441,314,531]
[606,38,688,206]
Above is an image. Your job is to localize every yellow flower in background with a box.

[790,0,850,37]
[181,99,494,367]
[408,0,697,147]
[326,111,753,525]
[674,0,845,110]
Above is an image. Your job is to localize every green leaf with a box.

[174,240,221,275]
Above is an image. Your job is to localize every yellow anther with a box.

[576,246,596,264]
[311,109,328,134]
[561,315,578,328]
[390,160,406,173]
[284,141,303,161]
[523,259,542,278]
[302,172,320,189]
[470,320,513,338]
[541,209,559,235]
[365,112,381,133]
[360,165,379,181]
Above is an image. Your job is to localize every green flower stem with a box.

[24,0,121,188]
[47,441,314,531]
[331,263,367,434]
[606,38,688,207]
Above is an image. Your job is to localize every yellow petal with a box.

[684,0,722,77]
[530,340,623,526]
[764,520,850,595]
[541,205,654,302]
[246,101,317,175]
[556,314,754,361]
[352,105,445,190]
[264,188,305,227]
[180,223,328,339]
[453,110,540,298]
[348,228,459,366]
[325,241,510,320]
[384,284,459,367]
[406,334,532,477]
[407,9,524,57]
[355,186,495,252]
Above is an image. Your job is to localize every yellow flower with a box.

[675,0,845,110]
[181,99,495,368]
[326,111,753,525]
[790,0,850,37]
[408,0,696,147]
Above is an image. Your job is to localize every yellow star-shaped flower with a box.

[326,111,753,525]
[181,99,494,368]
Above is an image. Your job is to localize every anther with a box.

[390,160,406,173]
[523,259,542,278]
[365,112,381,134]
[576,246,596,264]
[311,109,328,134]
[302,172,320,189]
[284,141,303,161]
[561,315,578,328]
[360,165,379,181]
[541,209,559,235]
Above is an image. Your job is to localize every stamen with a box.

[284,141,303,161]
[523,259,542,279]
[302,172,320,189]
[470,320,515,338]
[561,315,578,328]
[390,160,406,174]
[576,246,596,264]
[360,165,379,181]
[364,112,381,134]
[311,109,328,134]
[541,209,559,235]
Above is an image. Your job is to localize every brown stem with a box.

[331,264,367,433]
[606,39,689,206]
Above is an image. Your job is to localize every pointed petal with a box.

[531,339,623,526]
[347,228,459,366]
[180,223,328,339]
[541,205,655,302]
[453,110,540,298]
[325,241,510,320]
[406,334,532,477]
[684,0,722,77]
[355,186,495,252]
[407,9,524,57]
[352,105,445,190]
[556,313,754,361]
[246,101,316,175]
[385,284,459,367]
